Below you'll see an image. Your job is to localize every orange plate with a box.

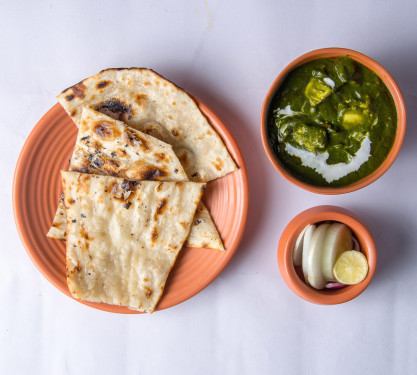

[13,100,249,314]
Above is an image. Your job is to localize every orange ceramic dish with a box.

[13,100,249,314]
[278,206,376,304]
[261,48,406,194]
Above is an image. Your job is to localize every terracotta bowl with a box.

[260,48,406,194]
[277,205,377,304]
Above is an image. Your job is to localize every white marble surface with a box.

[2,1,417,374]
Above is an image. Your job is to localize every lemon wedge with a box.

[333,251,369,285]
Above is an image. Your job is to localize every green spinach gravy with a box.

[268,56,397,187]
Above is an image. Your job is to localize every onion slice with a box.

[321,223,353,282]
[302,224,316,285]
[352,236,361,251]
[307,224,330,289]
[293,225,309,266]
[325,282,346,289]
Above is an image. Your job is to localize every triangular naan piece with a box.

[48,108,224,250]
[62,171,205,313]
[57,68,238,182]
[48,193,66,239]
[186,203,225,249]
[69,107,189,181]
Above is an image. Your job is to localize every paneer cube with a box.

[304,77,333,106]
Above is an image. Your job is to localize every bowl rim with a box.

[277,205,377,304]
[260,47,407,195]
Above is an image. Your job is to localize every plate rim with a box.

[13,98,249,314]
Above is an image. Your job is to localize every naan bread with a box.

[57,68,238,182]
[186,203,225,249]
[47,193,66,239]
[62,171,205,313]
[70,107,189,181]
[48,108,224,250]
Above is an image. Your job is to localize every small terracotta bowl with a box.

[278,205,377,304]
[260,48,407,194]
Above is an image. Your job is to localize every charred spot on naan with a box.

[153,198,168,220]
[125,161,168,180]
[92,157,104,168]
[154,153,168,162]
[63,82,86,101]
[144,287,153,299]
[142,121,169,141]
[101,159,120,176]
[96,80,111,89]
[76,173,91,194]
[211,157,225,171]
[123,128,150,151]
[177,149,193,170]
[110,181,122,200]
[72,161,93,174]
[190,171,201,180]
[115,148,128,158]
[67,264,82,278]
[121,179,139,192]
[168,244,178,251]
[65,197,76,208]
[51,220,65,230]
[142,167,167,180]
[135,94,148,110]
[89,140,102,152]
[62,79,86,98]
[151,227,159,242]
[109,179,140,203]
[93,121,120,140]
[80,224,91,242]
[94,99,133,121]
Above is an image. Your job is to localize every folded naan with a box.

[57,68,238,182]
[48,108,224,250]
[62,171,205,312]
